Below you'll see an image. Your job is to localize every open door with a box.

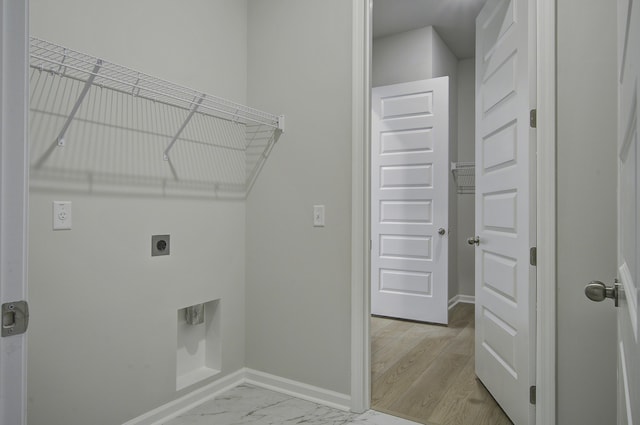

[613,0,638,422]
[371,77,449,324]
[586,1,640,422]
[473,0,536,423]
[0,1,29,424]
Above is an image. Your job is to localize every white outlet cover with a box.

[53,201,72,230]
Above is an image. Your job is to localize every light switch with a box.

[53,201,72,230]
[313,205,325,227]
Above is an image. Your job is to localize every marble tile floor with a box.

[162,384,423,425]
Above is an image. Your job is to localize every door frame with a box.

[0,1,30,424]
[349,1,557,424]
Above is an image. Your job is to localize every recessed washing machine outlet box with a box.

[151,234,170,256]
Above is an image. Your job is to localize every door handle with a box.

[584,279,620,307]
[467,236,480,246]
[438,227,446,236]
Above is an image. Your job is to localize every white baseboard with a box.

[448,294,475,310]
[122,369,245,425]
[245,368,351,411]
[122,368,352,425]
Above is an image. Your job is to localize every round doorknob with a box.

[438,228,446,235]
[467,236,480,246]
[585,280,619,306]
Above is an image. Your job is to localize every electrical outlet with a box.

[53,201,72,230]
[152,235,170,256]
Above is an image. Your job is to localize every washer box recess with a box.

[152,235,170,256]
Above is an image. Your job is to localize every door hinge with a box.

[530,109,537,128]
[530,247,537,266]
[1,300,29,337]
[530,385,536,405]
[369,240,372,251]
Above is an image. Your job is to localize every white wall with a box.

[456,58,475,297]
[28,1,248,424]
[245,0,353,395]
[372,26,434,88]
[557,0,618,423]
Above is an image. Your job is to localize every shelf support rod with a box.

[56,59,102,146]
[163,94,205,161]
[34,59,102,169]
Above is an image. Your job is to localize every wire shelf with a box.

[29,37,284,197]
[30,37,281,129]
[451,162,475,194]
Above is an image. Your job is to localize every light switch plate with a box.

[53,201,72,230]
[313,205,325,227]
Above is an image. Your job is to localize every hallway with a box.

[371,303,512,425]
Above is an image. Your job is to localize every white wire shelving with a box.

[29,37,284,197]
[451,162,475,194]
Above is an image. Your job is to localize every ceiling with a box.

[372,0,488,59]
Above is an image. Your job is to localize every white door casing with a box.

[371,77,449,324]
[616,0,639,422]
[475,0,536,423]
[0,1,29,424]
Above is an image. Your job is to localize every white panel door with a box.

[616,0,639,422]
[371,77,449,324]
[475,0,535,423]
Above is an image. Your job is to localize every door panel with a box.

[617,0,639,422]
[371,77,449,324]
[475,0,535,423]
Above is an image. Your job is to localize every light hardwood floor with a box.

[371,303,513,425]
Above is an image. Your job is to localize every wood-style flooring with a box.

[371,303,513,425]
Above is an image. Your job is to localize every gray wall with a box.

[557,0,618,423]
[28,1,248,424]
[456,58,475,297]
[245,0,353,394]
[431,29,460,304]
[372,26,434,88]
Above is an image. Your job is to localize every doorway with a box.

[364,2,535,416]
[368,2,492,422]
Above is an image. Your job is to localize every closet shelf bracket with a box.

[34,58,103,169]
[163,94,206,161]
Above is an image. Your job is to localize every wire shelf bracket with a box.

[34,58,103,169]
[163,94,205,161]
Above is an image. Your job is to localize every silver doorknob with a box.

[467,236,480,246]
[438,228,446,236]
[585,280,619,307]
